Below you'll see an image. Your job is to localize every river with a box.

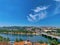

[0,33,60,43]
[0,33,48,42]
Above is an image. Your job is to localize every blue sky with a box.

[0,0,60,27]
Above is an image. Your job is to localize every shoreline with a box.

[0,32,40,35]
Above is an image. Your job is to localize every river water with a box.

[0,33,48,42]
[0,33,60,43]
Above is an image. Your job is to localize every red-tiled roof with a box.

[0,42,11,45]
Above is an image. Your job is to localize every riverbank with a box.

[1,32,40,35]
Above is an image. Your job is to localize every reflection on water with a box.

[0,33,48,42]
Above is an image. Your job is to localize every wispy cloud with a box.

[54,0,60,15]
[27,0,60,22]
[27,16,33,22]
[27,6,49,22]
[33,6,49,13]
[54,5,60,15]
[54,0,60,2]
[27,14,37,22]
[29,14,37,20]
[38,11,47,20]
[27,10,47,22]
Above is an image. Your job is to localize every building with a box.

[14,40,32,45]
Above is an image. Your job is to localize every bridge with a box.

[41,32,60,40]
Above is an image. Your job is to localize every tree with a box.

[6,37,10,42]
[19,38,23,41]
[15,38,19,42]
[39,40,44,44]
[50,39,58,45]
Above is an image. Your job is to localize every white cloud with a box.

[54,0,60,2]
[39,12,47,20]
[27,16,33,22]
[27,11,47,22]
[27,6,49,22]
[53,0,60,15]
[33,6,49,12]
[27,14,37,22]
[54,5,60,15]
[29,14,37,20]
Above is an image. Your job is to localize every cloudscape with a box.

[0,0,60,27]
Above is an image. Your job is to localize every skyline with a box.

[0,0,60,27]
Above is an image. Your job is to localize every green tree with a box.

[15,38,19,42]
[38,40,44,44]
[19,38,23,41]
[50,39,58,45]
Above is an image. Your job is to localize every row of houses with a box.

[14,40,48,45]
